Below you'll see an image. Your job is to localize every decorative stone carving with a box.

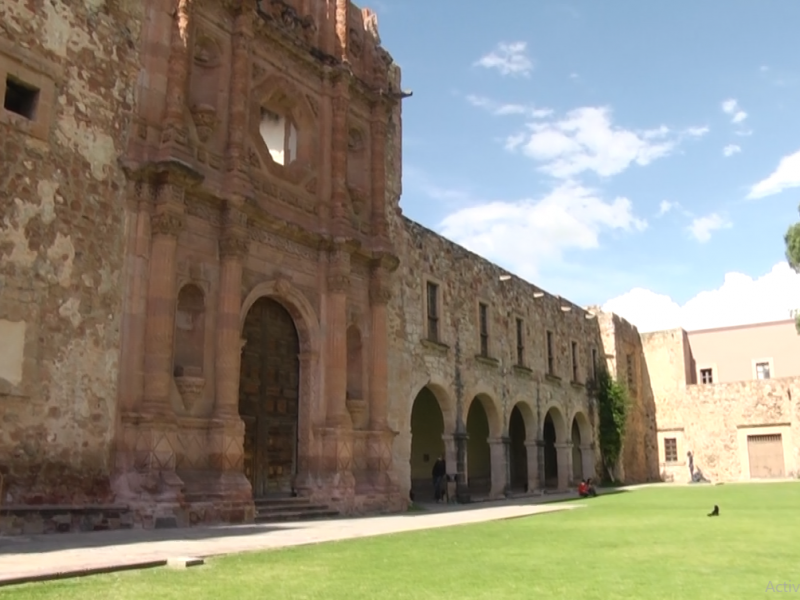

[193,36,222,68]
[150,211,184,237]
[190,104,219,142]
[175,373,206,413]
[327,273,350,293]
[275,273,292,297]
[369,275,391,304]
[346,398,369,430]
[219,235,249,259]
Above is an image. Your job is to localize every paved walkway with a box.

[0,494,585,586]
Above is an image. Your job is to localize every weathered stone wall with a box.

[386,215,605,495]
[595,312,660,483]
[0,0,143,504]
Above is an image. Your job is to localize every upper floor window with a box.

[571,341,579,382]
[700,368,713,384]
[546,330,555,375]
[755,362,771,380]
[591,347,598,381]
[426,282,439,342]
[478,302,489,357]
[515,318,524,366]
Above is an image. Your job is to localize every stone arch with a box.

[508,400,535,492]
[462,388,503,439]
[409,384,449,501]
[464,391,501,497]
[238,279,321,493]
[542,405,567,489]
[570,410,593,482]
[409,373,457,432]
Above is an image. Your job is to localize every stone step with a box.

[254,508,339,523]
[254,501,331,513]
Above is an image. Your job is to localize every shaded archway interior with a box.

[509,405,527,491]
[466,398,491,497]
[409,387,445,501]
[543,412,558,488]
[238,297,300,498]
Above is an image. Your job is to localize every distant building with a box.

[642,319,800,483]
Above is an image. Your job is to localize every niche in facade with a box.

[174,284,205,377]
[259,107,298,166]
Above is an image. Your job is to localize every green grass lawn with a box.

[4,482,799,599]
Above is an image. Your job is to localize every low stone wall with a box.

[655,377,800,482]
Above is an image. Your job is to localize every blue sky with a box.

[373,0,800,331]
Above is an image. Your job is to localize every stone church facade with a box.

[0,0,659,534]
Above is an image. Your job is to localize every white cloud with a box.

[722,144,741,157]
[747,149,800,199]
[474,42,533,77]
[506,106,707,179]
[603,262,800,333]
[657,200,677,216]
[465,94,552,118]
[438,182,647,278]
[687,213,732,243]
[721,98,748,124]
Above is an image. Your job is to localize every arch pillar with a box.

[524,441,540,493]
[441,434,458,479]
[581,443,596,480]
[488,437,509,499]
[555,443,572,490]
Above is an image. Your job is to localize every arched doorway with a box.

[239,297,300,498]
[467,398,491,496]
[410,387,445,501]
[571,418,583,481]
[543,412,558,488]
[509,405,527,491]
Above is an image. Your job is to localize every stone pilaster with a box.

[581,443,597,481]
[369,105,388,239]
[224,5,254,191]
[325,245,350,428]
[141,184,185,420]
[454,430,470,503]
[536,439,546,489]
[330,81,349,230]
[214,205,249,421]
[368,266,391,430]
[160,0,194,152]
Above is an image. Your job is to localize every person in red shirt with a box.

[578,480,588,497]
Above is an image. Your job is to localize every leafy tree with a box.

[785,210,800,333]
[595,367,630,482]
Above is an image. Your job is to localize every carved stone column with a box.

[160,0,194,150]
[224,5,254,188]
[214,204,249,420]
[368,267,391,430]
[325,245,350,428]
[555,443,572,491]
[141,184,185,420]
[524,440,540,493]
[369,105,388,240]
[454,430,470,503]
[330,80,349,230]
[536,439,546,489]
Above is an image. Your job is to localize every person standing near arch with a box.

[432,455,446,503]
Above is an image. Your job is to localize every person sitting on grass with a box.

[577,480,588,496]
[578,478,597,498]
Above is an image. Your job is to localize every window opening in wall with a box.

[571,341,579,382]
[664,438,678,463]
[626,354,634,388]
[515,318,524,366]
[700,368,713,384]
[591,347,598,381]
[4,76,40,120]
[546,330,554,375]
[426,282,439,342]
[478,302,489,357]
[259,107,297,165]
[756,362,771,380]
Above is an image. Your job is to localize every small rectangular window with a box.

[571,341,579,382]
[591,348,598,380]
[755,362,770,380]
[546,330,554,375]
[426,282,439,342]
[664,438,678,463]
[700,368,713,384]
[515,318,524,365]
[4,76,39,120]
[479,302,489,357]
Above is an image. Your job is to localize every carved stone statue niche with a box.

[188,33,224,145]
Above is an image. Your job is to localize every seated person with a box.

[585,478,598,497]
[578,480,588,497]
